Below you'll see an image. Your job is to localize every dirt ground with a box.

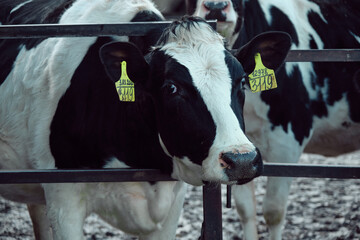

[0,152,359,240]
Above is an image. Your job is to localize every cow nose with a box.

[220,148,263,184]
[203,1,229,11]
[203,1,229,22]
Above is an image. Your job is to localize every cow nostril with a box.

[220,152,237,169]
[219,158,231,169]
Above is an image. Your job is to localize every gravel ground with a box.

[0,151,359,240]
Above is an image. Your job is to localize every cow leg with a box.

[42,183,87,240]
[261,135,303,240]
[263,176,293,240]
[27,204,53,240]
[139,182,187,240]
[232,182,258,240]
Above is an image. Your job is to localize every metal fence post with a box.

[200,183,223,240]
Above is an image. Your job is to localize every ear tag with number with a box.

[248,53,277,93]
[115,61,135,102]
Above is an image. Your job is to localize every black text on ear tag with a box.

[115,61,135,102]
[248,53,277,93]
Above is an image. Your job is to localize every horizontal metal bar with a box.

[0,168,174,184]
[0,22,171,38]
[263,163,360,179]
[285,49,360,62]
[0,163,359,184]
[1,23,358,62]
[0,21,217,39]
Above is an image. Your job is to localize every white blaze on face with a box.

[160,22,255,184]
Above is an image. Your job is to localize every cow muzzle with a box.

[203,1,230,22]
[219,148,263,184]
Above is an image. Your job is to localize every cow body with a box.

[195,0,360,239]
[0,0,292,239]
[0,1,183,239]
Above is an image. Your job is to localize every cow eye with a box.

[170,84,177,94]
[163,83,178,95]
[240,76,248,90]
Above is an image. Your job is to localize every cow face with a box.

[194,0,243,43]
[100,17,290,185]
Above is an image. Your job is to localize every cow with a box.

[0,0,292,239]
[195,0,360,239]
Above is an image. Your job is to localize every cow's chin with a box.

[171,156,233,186]
[217,21,235,41]
[171,156,204,186]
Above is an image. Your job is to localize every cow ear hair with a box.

[233,31,291,74]
[99,41,149,83]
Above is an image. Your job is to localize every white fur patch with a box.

[103,157,130,168]
[10,0,33,14]
[171,156,203,186]
[158,134,172,158]
[350,31,360,44]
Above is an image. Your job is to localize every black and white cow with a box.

[195,0,360,239]
[0,0,292,239]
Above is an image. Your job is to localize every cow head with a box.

[194,0,243,45]
[99,17,290,185]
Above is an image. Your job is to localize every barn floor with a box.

[1,152,359,240]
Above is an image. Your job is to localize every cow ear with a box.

[99,41,149,83]
[234,31,291,74]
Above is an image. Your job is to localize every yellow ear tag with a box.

[115,61,135,102]
[248,53,277,93]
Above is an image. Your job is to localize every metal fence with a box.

[1,22,360,240]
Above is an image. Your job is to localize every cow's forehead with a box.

[164,44,232,100]
[157,19,230,84]
[158,20,234,111]
[157,20,225,51]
